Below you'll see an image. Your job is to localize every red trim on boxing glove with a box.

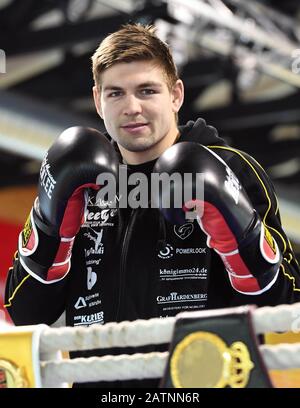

[45,237,73,281]
[187,200,281,295]
[197,202,238,253]
[45,237,75,281]
[59,183,100,237]
[19,206,75,284]
[47,263,70,281]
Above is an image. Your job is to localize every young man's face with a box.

[93,60,184,164]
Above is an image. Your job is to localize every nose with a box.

[123,94,142,116]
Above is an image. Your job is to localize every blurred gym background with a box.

[1,0,300,319]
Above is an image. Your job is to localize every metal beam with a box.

[0,90,101,160]
[192,92,300,131]
[2,14,126,56]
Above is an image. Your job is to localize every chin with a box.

[126,143,154,153]
[121,138,155,152]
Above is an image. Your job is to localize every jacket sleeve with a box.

[4,249,69,326]
[209,145,300,306]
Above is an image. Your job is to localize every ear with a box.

[171,79,184,113]
[93,85,103,118]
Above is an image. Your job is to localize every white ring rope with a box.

[260,343,300,370]
[41,344,300,386]
[253,302,300,334]
[36,302,300,386]
[40,302,300,353]
[40,317,175,352]
[41,352,169,387]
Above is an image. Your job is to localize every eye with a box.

[140,88,156,95]
[108,91,123,97]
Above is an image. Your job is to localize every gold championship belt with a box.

[0,324,47,388]
[160,305,272,388]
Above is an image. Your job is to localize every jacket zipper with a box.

[116,208,136,321]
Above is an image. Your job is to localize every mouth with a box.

[121,122,149,129]
[120,122,149,133]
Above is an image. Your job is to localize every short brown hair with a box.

[92,23,178,90]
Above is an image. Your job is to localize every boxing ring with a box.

[1,303,300,388]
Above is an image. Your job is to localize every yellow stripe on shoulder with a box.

[280,263,300,292]
[207,145,287,253]
[4,274,31,308]
[208,145,300,291]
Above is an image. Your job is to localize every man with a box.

[4,24,300,387]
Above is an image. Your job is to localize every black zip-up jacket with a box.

[5,118,300,387]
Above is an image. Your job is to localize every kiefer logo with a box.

[73,311,104,326]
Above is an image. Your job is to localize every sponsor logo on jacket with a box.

[84,208,117,227]
[84,228,105,259]
[176,247,207,254]
[158,244,174,259]
[74,293,101,310]
[74,311,104,326]
[156,292,207,304]
[174,223,194,240]
[159,267,207,280]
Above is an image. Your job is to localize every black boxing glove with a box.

[153,142,281,295]
[19,127,118,283]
